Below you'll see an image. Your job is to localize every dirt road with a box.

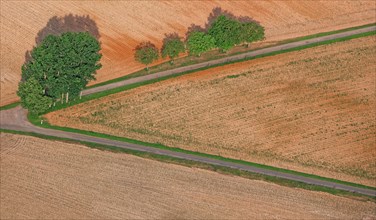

[83,25,376,96]
[1,106,375,197]
[1,26,376,197]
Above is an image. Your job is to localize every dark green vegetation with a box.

[134,41,159,70]
[88,23,374,90]
[161,34,186,64]
[134,12,265,66]
[208,15,264,51]
[18,32,101,114]
[1,129,375,202]
[39,29,376,116]
[186,31,216,57]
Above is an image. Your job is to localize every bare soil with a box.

[46,36,376,186]
[1,133,375,219]
[1,1,375,105]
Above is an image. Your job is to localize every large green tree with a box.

[21,32,102,100]
[134,42,159,70]
[19,32,101,114]
[161,36,185,64]
[239,22,265,45]
[186,31,216,57]
[208,15,242,52]
[17,78,52,115]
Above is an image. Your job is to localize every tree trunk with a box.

[61,93,64,104]
[80,91,82,99]
[66,92,69,103]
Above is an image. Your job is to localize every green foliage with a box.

[17,78,52,115]
[134,42,159,69]
[161,36,185,63]
[208,15,265,51]
[208,15,243,52]
[239,22,265,43]
[19,32,101,114]
[22,32,102,99]
[186,31,216,56]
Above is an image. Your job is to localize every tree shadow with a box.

[24,14,100,65]
[185,7,260,39]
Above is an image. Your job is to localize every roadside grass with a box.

[86,22,376,89]
[2,26,375,196]
[1,23,374,108]
[0,102,20,111]
[40,30,376,114]
[1,128,375,202]
[28,113,376,191]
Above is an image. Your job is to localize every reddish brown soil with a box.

[46,36,376,186]
[1,1,375,105]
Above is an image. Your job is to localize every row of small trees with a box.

[134,15,265,69]
[18,32,102,115]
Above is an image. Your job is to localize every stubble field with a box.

[1,0,375,106]
[1,133,376,219]
[46,36,376,186]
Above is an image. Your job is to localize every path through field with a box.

[1,133,376,219]
[1,27,376,197]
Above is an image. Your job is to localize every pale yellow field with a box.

[47,36,376,186]
[1,0,375,106]
[1,133,375,219]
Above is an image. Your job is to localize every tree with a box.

[239,22,265,46]
[161,35,185,64]
[17,78,52,115]
[207,15,242,52]
[186,31,216,57]
[19,32,101,114]
[134,42,159,70]
[21,32,102,100]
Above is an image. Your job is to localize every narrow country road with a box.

[1,26,375,197]
[83,25,376,96]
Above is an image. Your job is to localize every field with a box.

[1,1,375,106]
[1,132,376,219]
[46,35,376,186]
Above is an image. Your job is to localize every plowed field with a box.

[1,133,375,219]
[46,36,376,186]
[1,1,375,105]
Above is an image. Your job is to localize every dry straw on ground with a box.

[1,0,375,105]
[1,133,375,219]
[47,36,376,186]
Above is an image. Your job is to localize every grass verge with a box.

[0,102,20,111]
[28,113,376,191]
[1,128,375,202]
[43,30,376,114]
[86,23,376,89]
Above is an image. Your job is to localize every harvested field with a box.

[1,1,375,106]
[46,36,376,186]
[1,133,376,219]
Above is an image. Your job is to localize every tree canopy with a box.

[17,78,52,115]
[208,15,243,52]
[186,31,216,57]
[134,42,159,70]
[161,35,185,63]
[19,31,101,114]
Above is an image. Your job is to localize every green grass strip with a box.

[86,22,376,89]
[1,128,375,202]
[0,102,20,111]
[28,113,376,191]
[43,30,376,114]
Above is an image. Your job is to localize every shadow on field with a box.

[24,14,100,64]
